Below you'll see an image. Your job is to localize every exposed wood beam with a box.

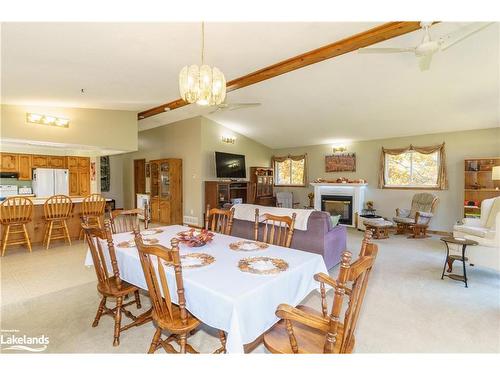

[138,21,423,120]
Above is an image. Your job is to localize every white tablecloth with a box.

[84,225,327,353]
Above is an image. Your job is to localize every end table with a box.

[440,237,478,288]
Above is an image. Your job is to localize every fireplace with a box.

[321,195,353,225]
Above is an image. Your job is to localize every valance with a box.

[378,143,448,189]
[272,154,307,162]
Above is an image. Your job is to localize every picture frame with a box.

[325,153,356,172]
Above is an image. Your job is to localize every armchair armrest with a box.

[275,304,330,333]
[417,211,433,218]
[461,217,482,227]
[396,208,410,218]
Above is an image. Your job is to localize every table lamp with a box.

[493,166,500,190]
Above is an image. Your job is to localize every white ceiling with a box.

[2,22,499,149]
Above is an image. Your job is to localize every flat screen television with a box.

[215,152,246,179]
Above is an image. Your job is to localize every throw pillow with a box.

[330,214,341,227]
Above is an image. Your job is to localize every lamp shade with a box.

[492,166,500,180]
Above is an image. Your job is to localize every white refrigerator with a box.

[32,168,69,197]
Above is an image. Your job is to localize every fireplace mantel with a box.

[310,182,367,228]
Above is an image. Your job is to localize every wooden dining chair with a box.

[254,208,297,248]
[79,194,107,239]
[263,231,378,354]
[43,195,73,249]
[1,196,33,256]
[83,220,151,346]
[135,233,226,354]
[108,202,150,234]
[204,205,235,235]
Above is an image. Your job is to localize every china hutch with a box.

[464,157,500,218]
[149,158,182,224]
[249,166,275,206]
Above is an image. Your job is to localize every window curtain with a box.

[272,154,308,185]
[378,143,448,189]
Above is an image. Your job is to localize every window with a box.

[384,150,440,188]
[273,155,306,186]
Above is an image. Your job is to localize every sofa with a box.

[453,197,500,271]
[231,206,347,270]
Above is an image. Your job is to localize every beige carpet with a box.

[1,229,499,353]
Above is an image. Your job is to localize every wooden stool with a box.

[363,219,393,239]
[43,195,73,249]
[79,194,106,239]
[408,223,430,239]
[0,197,34,256]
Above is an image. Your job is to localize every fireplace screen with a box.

[321,195,353,225]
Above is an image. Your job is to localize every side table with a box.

[440,237,478,288]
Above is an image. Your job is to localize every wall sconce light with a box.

[221,135,236,144]
[332,145,347,153]
[26,113,69,128]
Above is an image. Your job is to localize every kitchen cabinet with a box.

[31,155,48,168]
[48,156,66,168]
[149,158,182,225]
[67,156,91,196]
[1,153,19,172]
[18,154,32,180]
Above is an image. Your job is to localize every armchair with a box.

[393,193,439,238]
[453,197,500,271]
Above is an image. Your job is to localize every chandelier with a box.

[179,22,226,106]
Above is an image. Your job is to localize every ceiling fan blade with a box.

[227,103,261,111]
[439,22,494,51]
[419,54,433,71]
[358,47,415,54]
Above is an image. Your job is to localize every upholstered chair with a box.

[393,193,439,238]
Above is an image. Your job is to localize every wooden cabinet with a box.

[18,154,32,180]
[464,157,500,218]
[205,181,251,210]
[149,158,182,225]
[249,167,275,206]
[31,155,48,168]
[48,156,65,168]
[0,153,19,172]
[67,156,91,196]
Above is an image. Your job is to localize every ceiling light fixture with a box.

[221,135,236,144]
[26,113,69,128]
[179,22,226,106]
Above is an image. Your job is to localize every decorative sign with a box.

[90,161,96,181]
[100,156,110,192]
[325,153,356,172]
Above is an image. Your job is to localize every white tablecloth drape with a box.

[84,225,327,353]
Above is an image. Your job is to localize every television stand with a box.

[205,181,252,210]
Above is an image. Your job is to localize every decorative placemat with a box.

[238,256,289,275]
[141,228,164,236]
[164,253,215,269]
[229,240,269,252]
[117,238,159,248]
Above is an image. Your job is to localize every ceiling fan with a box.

[208,102,261,114]
[358,22,493,71]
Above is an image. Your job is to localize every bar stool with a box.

[0,196,34,256]
[43,195,73,249]
[79,194,107,239]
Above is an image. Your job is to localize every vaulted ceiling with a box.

[2,22,498,149]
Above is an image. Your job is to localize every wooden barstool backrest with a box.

[82,194,107,216]
[0,196,33,224]
[135,234,188,327]
[254,208,296,248]
[83,220,121,287]
[204,205,235,235]
[310,231,378,353]
[44,195,73,219]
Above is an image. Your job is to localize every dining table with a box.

[84,224,328,353]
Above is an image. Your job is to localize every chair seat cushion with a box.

[263,305,348,354]
[393,217,415,224]
[453,225,494,239]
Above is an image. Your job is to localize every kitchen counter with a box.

[27,196,112,205]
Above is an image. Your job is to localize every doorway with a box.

[133,159,146,207]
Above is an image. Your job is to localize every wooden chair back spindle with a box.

[0,196,33,224]
[135,235,188,326]
[44,195,73,219]
[204,205,235,235]
[254,208,296,248]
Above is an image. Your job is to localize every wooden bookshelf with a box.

[464,157,500,218]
